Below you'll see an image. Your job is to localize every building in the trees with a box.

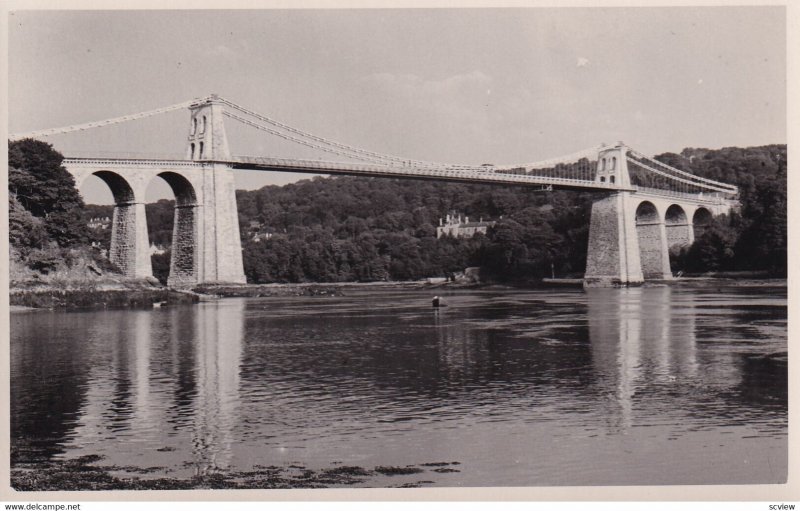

[436,213,496,239]
[87,216,111,230]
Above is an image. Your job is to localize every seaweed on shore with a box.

[10,456,462,491]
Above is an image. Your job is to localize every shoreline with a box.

[9,276,787,312]
[9,284,200,310]
[10,451,459,490]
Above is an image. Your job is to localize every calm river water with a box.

[10,285,788,487]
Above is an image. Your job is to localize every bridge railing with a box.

[629,185,735,204]
[63,151,190,160]
[64,157,205,168]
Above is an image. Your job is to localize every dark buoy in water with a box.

[432,295,440,308]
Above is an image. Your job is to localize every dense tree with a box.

[8,195,48,255]
[656,145,786,276]
[145,200,176,248]
[9,139,90,247]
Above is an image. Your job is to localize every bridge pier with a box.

[167,204,200,287]
[196,163,246,285]
[584,192,645,286]
[635,203,672,280]
[110,201,153,279]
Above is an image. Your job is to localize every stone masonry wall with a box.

[109,204,134,275]
[585,194,622,283]
[637,222,666,278]
[665,223,693,250]
[109,202,152,278]
[168,205,198,287]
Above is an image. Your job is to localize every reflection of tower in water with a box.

[190,301,244,476]
[588,287,697,432]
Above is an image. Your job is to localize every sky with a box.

[7,7,787,204]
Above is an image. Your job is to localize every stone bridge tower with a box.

[181,95,246,286]
[584,144,646,286]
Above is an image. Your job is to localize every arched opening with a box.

[199,141,205,159]
[145,172,199,287]
[692,207,713,238]
[635,201,667,279]
[92,170,136,205]
[600,176,606,183]
[665,204,692,249]
[635,201,659,223]
[611,157,617,170]
[79,171,146,277]
[200,115,207,134]
[610,175,615,184]
[191,118,197,135]
[190,143,196,160]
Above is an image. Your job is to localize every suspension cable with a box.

[627,157,736,194]
[218,97,453,167]
[9,96,211,141]
[223,110,401,165]
[627,149,738,193]
[494,145,603,172]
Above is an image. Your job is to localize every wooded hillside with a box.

[9,140,787,284]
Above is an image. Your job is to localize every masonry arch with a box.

[90,170,137,205]
[146,172,200,287]
[692,207,713,239]
[665,204,693,249]
[635,201,667,279]
[76,170,150,277]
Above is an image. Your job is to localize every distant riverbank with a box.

[193,280,476,298]
[9,274,785,312]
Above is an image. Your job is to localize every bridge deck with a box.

[63,155,625,192]
[229,157,624,192]
[63,155,735,203]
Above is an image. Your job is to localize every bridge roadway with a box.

[64,155,624,192]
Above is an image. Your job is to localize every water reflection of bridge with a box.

[587,287,698,432]
[10,288,784,474]
[51,302,244,475]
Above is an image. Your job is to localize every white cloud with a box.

[577,57,590,68]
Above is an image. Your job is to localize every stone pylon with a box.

[187,94,232,161]
[177,95,246,286]
[584,144,645,287]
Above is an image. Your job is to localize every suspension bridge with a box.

[9,94,739,287]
